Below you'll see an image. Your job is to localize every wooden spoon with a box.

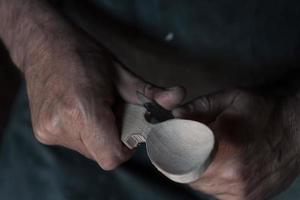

[121,104,215,183]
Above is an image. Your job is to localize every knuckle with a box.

[95,148,128,171]
[36,95,84,138]
[33,125,54,145]
[32,112,61,145]
[40,115,60,135]
[98,157,120,171]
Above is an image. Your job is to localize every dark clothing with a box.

[91,0,300,69]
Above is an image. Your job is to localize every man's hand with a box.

[25,41,185,170]
[174,88,300,199]
[0,0,185,170]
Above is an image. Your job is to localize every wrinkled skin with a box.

[174,89,300,200]
[24,33,186,170]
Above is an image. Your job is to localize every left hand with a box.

[173,88,300,200]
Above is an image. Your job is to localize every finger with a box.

[173,89,240,124]
[113,61,186,109]
[80,104,133,170]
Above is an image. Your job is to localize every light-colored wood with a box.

[121,104,215,183]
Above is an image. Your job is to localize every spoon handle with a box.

[121,104,152,149]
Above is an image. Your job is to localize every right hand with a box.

[24,31,185,170]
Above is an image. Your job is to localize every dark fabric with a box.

[90,0,300,70]
[0,84,213,200]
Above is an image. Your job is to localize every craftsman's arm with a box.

[0,0,73,71]
[0,0,185,169]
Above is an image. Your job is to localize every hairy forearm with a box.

[0,0,76,72]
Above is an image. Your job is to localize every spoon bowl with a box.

[146,119,214,183]
[121,104,215,183]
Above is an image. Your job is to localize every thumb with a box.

[113,61,186,109]
[173,89,240,125]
